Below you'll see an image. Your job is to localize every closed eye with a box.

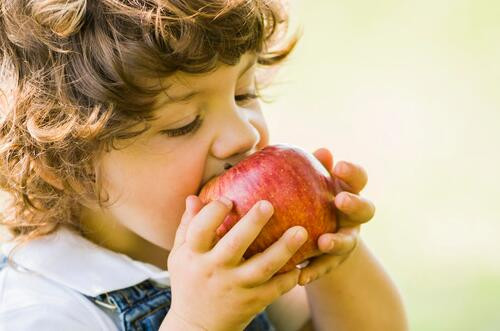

[160,115,202,137]
[235,93,259,103]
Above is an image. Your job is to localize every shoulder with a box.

[0,266,118,331]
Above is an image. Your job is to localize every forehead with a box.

[143,53,257,108]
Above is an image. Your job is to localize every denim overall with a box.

[87,279,276,331]
[0,254,275,331]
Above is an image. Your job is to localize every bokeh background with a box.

[264,1,500,330]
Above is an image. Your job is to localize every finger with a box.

[298,230,361,286]
[333,161,368,193]
[211,200,275,265]
[173,195,203,250]
[298,254,341,286]
[186,197,233,252]
[236,226,308,287]
[328,226,360,256]
[333,176,355,195]
[315,223,360,255]
[335,192,376,225]
[255,268,301,305]
[316,232,336,253]
[313,148,333,173]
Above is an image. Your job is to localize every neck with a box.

[78,207,169,270]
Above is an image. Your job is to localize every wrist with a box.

[160,309,207,331]
[337,235,363,267]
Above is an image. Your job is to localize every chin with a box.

[140,227,174,251]
[150,236,173,251]
[159,241,173,251]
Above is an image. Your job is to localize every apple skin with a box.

[198,143,337,273]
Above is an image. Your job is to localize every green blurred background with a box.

[264,1,500,330]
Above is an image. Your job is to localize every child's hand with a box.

[165,196,308,331]
[297,148,376,286]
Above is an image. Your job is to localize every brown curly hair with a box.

[0,0,298,243]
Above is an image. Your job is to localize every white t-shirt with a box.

[0,226,171,331]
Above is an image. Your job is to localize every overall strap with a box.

[91,280,171,331]
[89,279,275,331]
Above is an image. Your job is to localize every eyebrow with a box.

[155,57,257,107]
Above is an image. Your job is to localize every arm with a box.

[266,284,310,331]
[304,239,407,331]
[266,239,407,331]
[297,149,407,330]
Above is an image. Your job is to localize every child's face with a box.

[90,53,269,250]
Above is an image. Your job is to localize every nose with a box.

[210,107,261,161]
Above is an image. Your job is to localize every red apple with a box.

[198,143,337,273]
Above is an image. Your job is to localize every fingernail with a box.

[335,162,349,176]
[218,197,233,209]
[293,227,307,243]
[340,194,351,208]
[328,240,335,250]
[259,200,273,214]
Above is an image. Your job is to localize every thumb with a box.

[173,195,203,249]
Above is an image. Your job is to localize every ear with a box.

[33,159,65,191]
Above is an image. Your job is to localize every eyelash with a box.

[235,93,259,103]
[161,115,203,137]
[161,93,259,137]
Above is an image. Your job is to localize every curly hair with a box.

[0,0,298,243]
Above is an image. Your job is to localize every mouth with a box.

[197,162,234,195]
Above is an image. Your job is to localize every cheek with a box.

[97,145,206,248]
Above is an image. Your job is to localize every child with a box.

[0,0,407,330]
